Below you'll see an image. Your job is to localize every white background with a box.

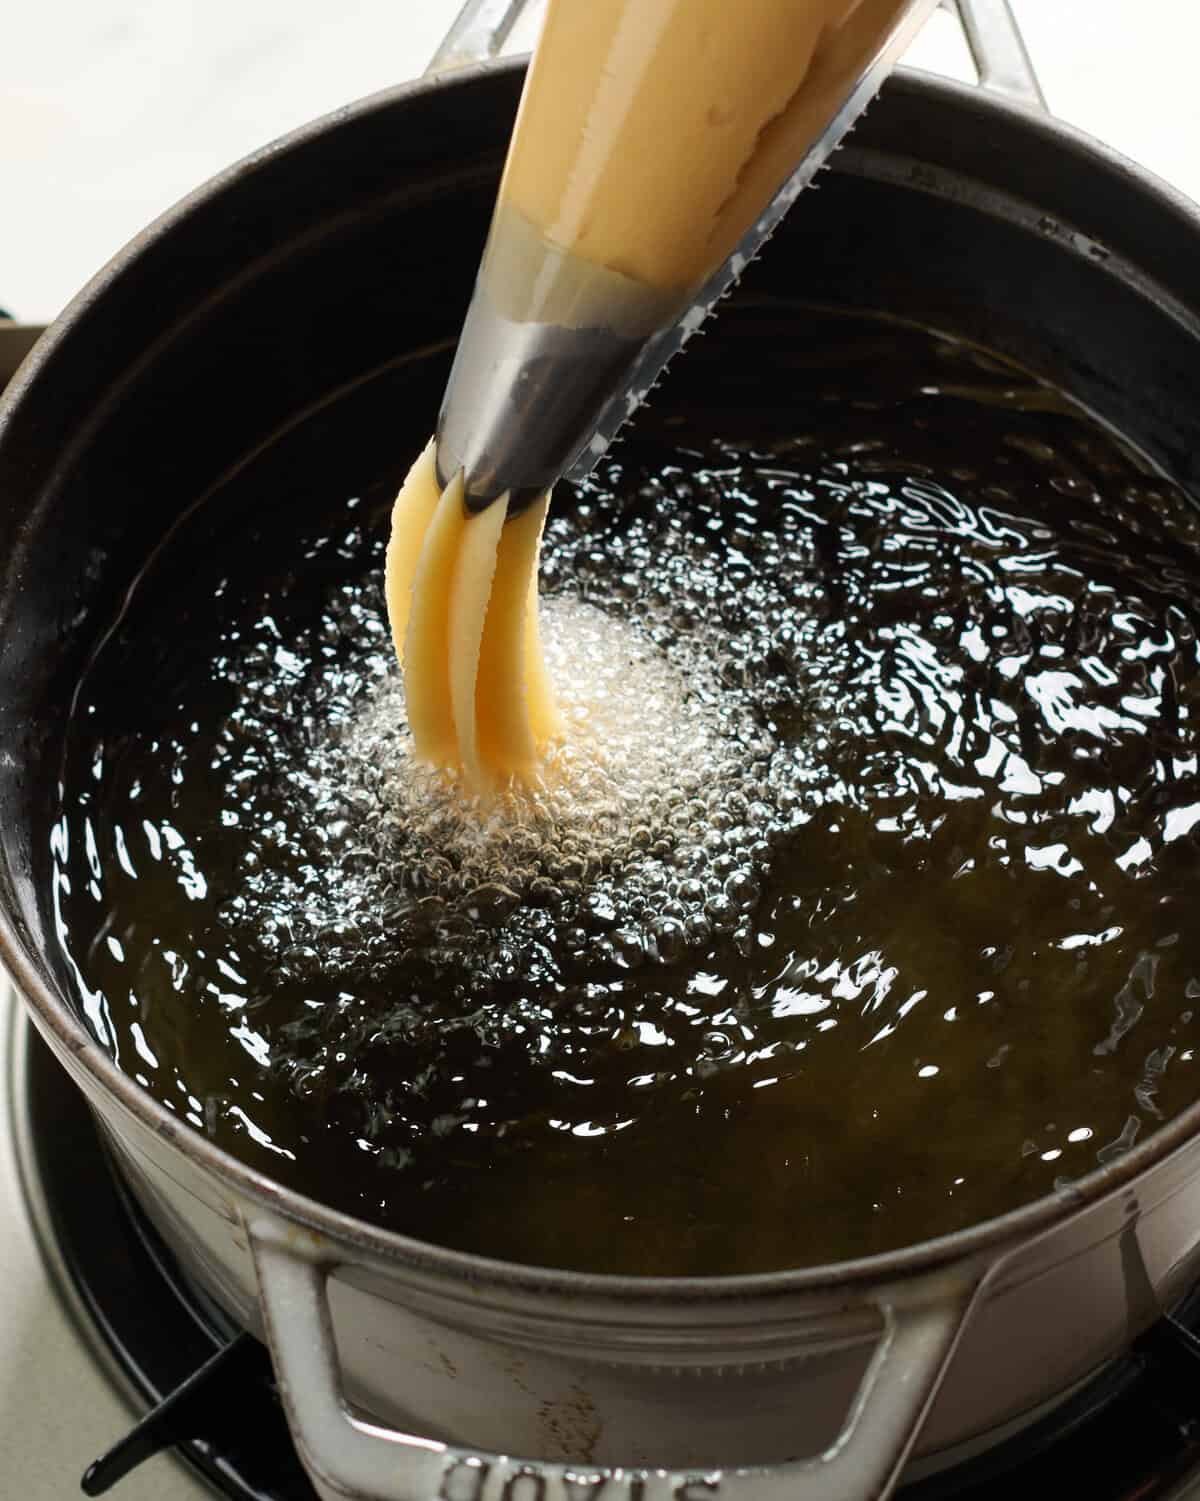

[3,2,1200,1498]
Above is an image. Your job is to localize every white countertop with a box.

[3,3,1200,1498]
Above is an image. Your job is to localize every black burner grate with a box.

[15,1018,1200,1501]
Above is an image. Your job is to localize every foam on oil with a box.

[51,306,1200,1275]
[231,594,790,1013]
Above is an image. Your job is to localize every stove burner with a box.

[10,1007,1200,1501]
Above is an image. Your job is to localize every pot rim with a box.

[5,58,1200,1305]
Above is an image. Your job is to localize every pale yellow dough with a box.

[494,0,914,302]
[386,441,561,792]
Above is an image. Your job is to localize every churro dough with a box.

[386,442,561,791]
[495,0,915,306]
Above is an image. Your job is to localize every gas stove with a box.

[6,2,1200,1497]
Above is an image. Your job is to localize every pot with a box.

[5,4,1200,1500]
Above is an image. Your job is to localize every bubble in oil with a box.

[213,492,824,1122]
[225,595,793,1000]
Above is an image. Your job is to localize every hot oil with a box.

[52,306,1200,1276]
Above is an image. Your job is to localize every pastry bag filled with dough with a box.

[386,0,936,792]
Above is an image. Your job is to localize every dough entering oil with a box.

[385,440,561,790]
[390,0,921,788]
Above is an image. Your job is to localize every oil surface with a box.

[52,306,1200,1275]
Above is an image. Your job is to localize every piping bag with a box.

[388,0,939,793]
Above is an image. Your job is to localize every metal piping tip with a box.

[433,198,674,520]
[433,445,543,519]
[434,266,650,522]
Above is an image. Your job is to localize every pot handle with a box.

[956,0,1047,111]
[425,0,529,75]
[427,0,1047,115]
[249,1217,984,1501]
